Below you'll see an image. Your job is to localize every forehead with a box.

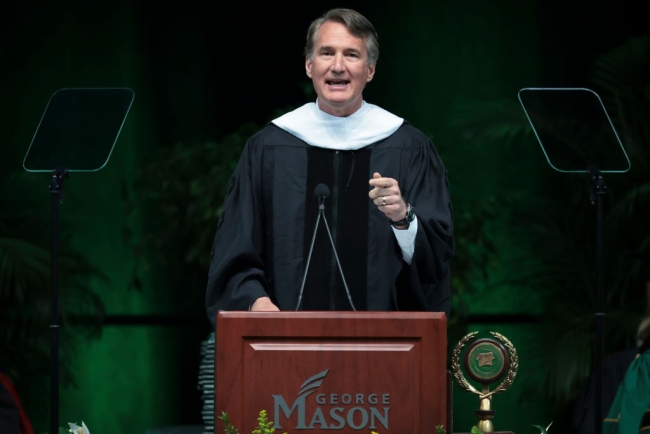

[315,21,366,51]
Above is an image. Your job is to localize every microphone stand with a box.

[295,198,323,310]
[296,189,356,311]
[320,199,356,311]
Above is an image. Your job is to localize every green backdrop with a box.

[1,1,648,433]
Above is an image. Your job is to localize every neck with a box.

[317,98,364,117]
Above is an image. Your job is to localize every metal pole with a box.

[590,168,605,434]
[49,167,67,434]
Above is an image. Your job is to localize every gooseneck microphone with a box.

[295,184,357,311]
[314,183,329,206]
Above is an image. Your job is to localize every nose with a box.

[331,53,344,73]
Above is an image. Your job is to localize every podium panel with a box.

[215,311,447,433]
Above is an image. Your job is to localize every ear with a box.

[366,63,376,82]
[305,56,313,78]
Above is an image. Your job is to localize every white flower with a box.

[68,421,90,434]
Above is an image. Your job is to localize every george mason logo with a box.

[272,369,391,430]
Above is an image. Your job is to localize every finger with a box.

[375,197,406,215]
[374,196,389,207]
[377,186,399,196]
[370,185,399,201]
[375,195,403,208]
[371,177,396,189]
[369,172,382,187]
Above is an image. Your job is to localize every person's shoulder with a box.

[372,121,433,149]
[394,122,432,142]
[248,123,290,141]
[247,123,309,148]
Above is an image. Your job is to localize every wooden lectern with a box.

[215,311,449,433]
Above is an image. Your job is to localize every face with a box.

[306,21,376,117]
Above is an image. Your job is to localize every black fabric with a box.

[301,147,370,311]
[640,408,650,433]
[0,379,19,434]
[573,346,639,434]
[206,123,454,326]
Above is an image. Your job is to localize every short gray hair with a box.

[304,8,379,67]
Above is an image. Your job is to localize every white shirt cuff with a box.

[391,217,417,265]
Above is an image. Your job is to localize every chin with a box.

[323,96,356,107]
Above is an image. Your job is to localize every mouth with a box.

[326,79,350,87]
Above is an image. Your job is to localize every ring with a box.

[381,196,386,206]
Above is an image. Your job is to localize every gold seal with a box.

[465,338,509,383]
[451,331,519,433]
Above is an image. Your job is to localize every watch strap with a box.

[390,203,415,227]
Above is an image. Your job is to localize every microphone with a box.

[314,183,329,206]
[295,184,356,311]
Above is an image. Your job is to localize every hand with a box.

[368,172,407,222]
[251,296,280,311]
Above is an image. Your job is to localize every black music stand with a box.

[518,87,630,434]
[22,87,135,434]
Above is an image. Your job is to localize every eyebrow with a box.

[318,45,362,54]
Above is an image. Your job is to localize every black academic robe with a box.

[205,122,454,326]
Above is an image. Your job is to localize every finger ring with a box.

[381,196,386,206]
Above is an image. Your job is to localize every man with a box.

[205,8,453,325]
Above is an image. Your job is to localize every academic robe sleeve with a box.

[205,138,270,326]
[395,132,454,315]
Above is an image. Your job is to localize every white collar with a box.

[271,100,403,150]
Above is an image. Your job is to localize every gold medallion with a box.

[451,331,519,433]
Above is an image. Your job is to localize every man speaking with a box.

[206,8,454,324]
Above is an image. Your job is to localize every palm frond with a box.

[0,168,108,386]
[131,122,260,273]
[433,33,650,422]
[0,237,50,300]
[589,35,650,165]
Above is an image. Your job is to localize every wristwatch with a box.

[390,203,415,228]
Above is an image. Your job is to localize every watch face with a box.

[407,204,415,221]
